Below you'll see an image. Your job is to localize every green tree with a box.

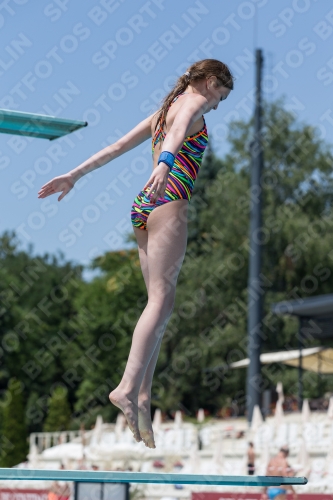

[0,231,84,432]
[43,387,71,432]
[1,97,333,426]
[65,99,333,418]
[0,378,28,467]
[69,249,148,427]
[155,98,333,415]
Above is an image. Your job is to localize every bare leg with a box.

[137,334,164,446]
[129,227,165,446]
[127,225,158,445]
[109,200,188,446]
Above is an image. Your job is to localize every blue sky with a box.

[1,0,333,280]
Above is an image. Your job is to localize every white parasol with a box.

[301,399,311,425]
[251,404,264,432]
[197,409,205,423]
[274,399,284,428]
[174,410,183,429]
[327,396,333,420]
[276,381,284,403]
[153,408,162,432]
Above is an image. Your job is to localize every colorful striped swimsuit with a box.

[131,93,209,231]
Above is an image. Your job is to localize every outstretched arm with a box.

[69,112,155,182]
[38,112,156,201]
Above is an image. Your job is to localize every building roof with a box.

[229,347,333,373]
[271,294,333,317]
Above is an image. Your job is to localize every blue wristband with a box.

[158,151,175,170]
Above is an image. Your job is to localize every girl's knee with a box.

[148,292,175,315]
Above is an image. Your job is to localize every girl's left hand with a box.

[143,163,170,203]
[38,173,75,201]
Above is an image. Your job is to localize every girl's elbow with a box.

[108,140,124,159]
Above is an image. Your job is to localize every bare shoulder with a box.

[173,93,208,126]
[150,93,208,134]
[181,93,207,111]
[184,93,207,103]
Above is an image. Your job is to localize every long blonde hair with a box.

[154,58,234,133]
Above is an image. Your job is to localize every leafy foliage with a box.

[43,387,71,432]
[0,378,28,467]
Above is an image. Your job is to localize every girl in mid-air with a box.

[38,59,234,449]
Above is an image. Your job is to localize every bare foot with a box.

[109,389,141,442]
[138,397,155,448]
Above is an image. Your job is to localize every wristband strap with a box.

[158,151,175,170]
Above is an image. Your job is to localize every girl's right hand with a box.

[38,173,75,201]
[142,163,170,204]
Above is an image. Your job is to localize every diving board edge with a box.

[0,469,307,486]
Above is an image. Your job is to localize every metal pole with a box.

[247,48,264,424]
